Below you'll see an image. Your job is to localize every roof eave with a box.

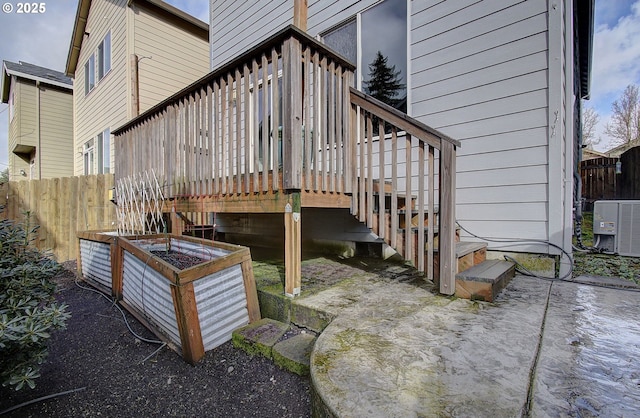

[1,62,11,103]
[65,0,91,77]
[577,0,594,99]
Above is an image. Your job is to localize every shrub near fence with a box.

[0,174,116,262]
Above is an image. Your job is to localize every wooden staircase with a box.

[366,181,515,302]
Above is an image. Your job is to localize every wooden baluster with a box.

[378,119,385,239]
[304,47,311,191]
[235,69,242,195]
[418,140,425,273]
[213,81,220,195]
[313,52,320,191]
[366,113,373,229]
[358,110,366,223]
[336,65,343,193]
[328,61,335,193]
[227,73,234,194]
[206,84,213,196]
[252,59,260,193]
[320,56,327,192]
[391,127,398,249]
[405,134,412,264]
[272,47,280,191]
[220,77,228,195]
[243,64,251,194]
[262,54,270,192]
[427,145,435,282]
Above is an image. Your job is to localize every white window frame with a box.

[98,128,110,174]
[98,31,111,81]
[84,54,95,96]
[321,0,409,108]
[84,31,111,96]
[83,138,95,175]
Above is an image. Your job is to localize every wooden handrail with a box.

[348,88,458,295]
[113,25,355,136]
[349,87,460,150]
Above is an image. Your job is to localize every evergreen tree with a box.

[364,51,405,109]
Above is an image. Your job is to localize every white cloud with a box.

[590,0,640,151]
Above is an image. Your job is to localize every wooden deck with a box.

[112,25,459,297]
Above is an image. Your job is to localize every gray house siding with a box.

[208,0,574,258]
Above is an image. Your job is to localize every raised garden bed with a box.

[76,232,260,364]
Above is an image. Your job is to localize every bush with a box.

[0,210,71,390]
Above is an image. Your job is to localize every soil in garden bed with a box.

[0,261,311,417]
[150,250,207,270]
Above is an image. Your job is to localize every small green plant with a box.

[0,209,71,390]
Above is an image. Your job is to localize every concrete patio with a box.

[251,256,640,417]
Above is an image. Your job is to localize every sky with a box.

[0,0,639,169]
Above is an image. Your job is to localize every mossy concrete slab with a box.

[232,318,289,359]
[273,333,316,376]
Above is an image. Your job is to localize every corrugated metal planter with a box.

[76,232,260,364]
[76,231,120,296]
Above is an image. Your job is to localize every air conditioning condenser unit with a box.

[593,200,640,257]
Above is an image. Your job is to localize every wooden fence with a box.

[0,174,116,261]
[580,147,640,210]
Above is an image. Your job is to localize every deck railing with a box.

[113,25,459,295]
[348,89,460,294]
[113,26,355,198]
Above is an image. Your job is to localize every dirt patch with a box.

[150,250,206,270]
[0,262,310,417]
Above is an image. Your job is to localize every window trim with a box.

[83,31,112,97]
[83,128,110,175]
[320,0,409,112]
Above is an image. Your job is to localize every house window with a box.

[97,128,110,174]
[84,54,95,95]
[323,0,407,112]
[84,32,111,96]
[8,89,14,121]
[83,138,95,175]
[97,31,111,81]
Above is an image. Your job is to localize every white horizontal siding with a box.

[207,0,557,251]
[411,0,550,244]
[211,0,292,68]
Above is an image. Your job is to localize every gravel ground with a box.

[0,262,311,417]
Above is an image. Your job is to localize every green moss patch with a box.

[232,318,290,359]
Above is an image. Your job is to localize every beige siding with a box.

[39,86,74,178]
[73,0,128,175]
[132,5,209,112]
[9,80,35,180]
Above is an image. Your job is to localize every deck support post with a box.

[170,209,185,235]
[284,192,302,297]
[439,141,457,295]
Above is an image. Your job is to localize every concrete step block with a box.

[273,333,316,376]
[232,318,290,359]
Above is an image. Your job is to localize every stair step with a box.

[232,318,289,359]
[455,260,516,302]
[272,333,316,376]
[232,318,316,376]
